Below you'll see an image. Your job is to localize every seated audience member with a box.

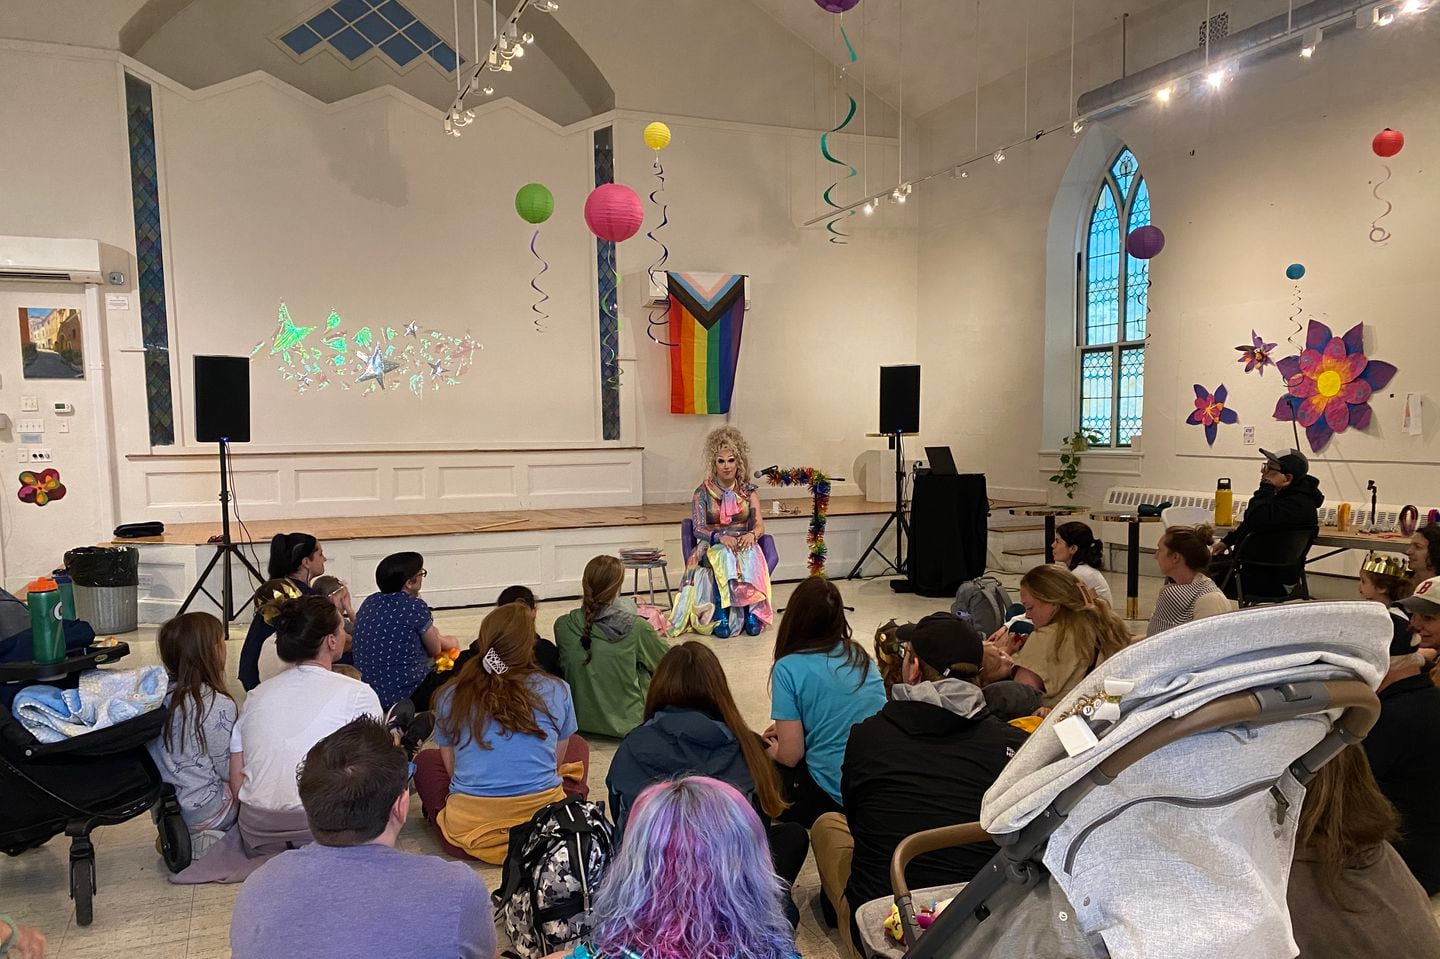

[238,532,326,690]
[1145,525,1231,637]
[230,717,495,959]
[1401,575,1440,650]
[175,596,383,884]
[607,642,807,923]
[0,917,46,958]
[1210,448,1322,599]
[766,577,885,828]
[352,551,458,712]
[414,605,588,864]
[812,613,1027,953]
[1052,521,1113,607]
[1361,603,1440,895]
[257,575,359,684]
[1407,525,1440,584]
[553,777,796,959]
[991,565,1129,709]
[1287,746,1440,959]
[555,555,669,738]
[1356,553,1428,661]
[412,584,563,710]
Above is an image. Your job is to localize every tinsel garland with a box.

[760,466,832,576]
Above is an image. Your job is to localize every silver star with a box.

[429,359,447,380]
[356,346,400,389]
[402,321,420,337]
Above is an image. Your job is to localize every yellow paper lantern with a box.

[643,121,672,151]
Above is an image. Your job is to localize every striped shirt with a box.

[1146,575,1229,637]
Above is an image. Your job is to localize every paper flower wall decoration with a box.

[1187,384,1238,446]
[1236,330,1277,376]
[1273,320,1397,452]
[18,468,66,506]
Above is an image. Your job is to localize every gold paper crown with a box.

[1361,552,1408,579]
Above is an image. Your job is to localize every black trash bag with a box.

[64,547,140,588]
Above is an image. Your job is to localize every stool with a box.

[622,558,674,610]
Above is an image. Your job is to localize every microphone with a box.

[754,466,778,479]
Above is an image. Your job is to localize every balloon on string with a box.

[584,184,644,243]
[1285,263,1306,281]
[1125,225,1165,259]
[643,122,672,151]
[814,0,861,11]
[514,183,554,225]
[1372,128,1404,158]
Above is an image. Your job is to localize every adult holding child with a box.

[238,532,326,690]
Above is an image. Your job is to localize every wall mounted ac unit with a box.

[0,235,104,284]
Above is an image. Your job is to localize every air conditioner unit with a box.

[0,235,104,285]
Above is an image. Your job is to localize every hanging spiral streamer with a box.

[1369,165,1393,244]
[645,156,677,346]
[529,229,550,334]
[820,22,859,244]
[601,267,622,389]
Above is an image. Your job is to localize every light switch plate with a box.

[19,396,38,413]
[16,418,43,435]
[58,420,70,434]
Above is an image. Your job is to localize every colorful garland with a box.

[760,466,832,576]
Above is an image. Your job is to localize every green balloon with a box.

[515,183,554,225]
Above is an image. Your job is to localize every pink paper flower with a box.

[1187,384,1239,446]
[1235,330,1277,376]
[1273,321,1397,452]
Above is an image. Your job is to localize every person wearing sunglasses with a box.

[352,552,459,712]
[1209,447,1323,600]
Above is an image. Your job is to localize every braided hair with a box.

[579,555,625,664]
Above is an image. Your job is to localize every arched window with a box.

[1078,148,1149,448]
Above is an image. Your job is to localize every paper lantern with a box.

[814,0,861,11]
[584,184,644,243]
[1372,128,1404,158]
[643,121,672,151]
[514,183,554,225]
[1285,263,1306,281]
[1125,225,1165,259]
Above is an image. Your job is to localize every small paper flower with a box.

[1187,384,1239,446]
[17,468,66,507]
[1235,330,1277,376]
[1273,320,1397,452]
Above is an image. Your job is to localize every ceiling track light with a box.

[529,0,559,10]
[1155,86,1173,103]
[1206,68,1227,89]
[1300,26,1323,57]
[993,150,1006,164]
[1401,0,1426,12]
[862,201,875,215]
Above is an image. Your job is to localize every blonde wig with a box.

[702,426,752,485]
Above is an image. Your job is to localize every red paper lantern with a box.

[1372,128,1404,158]
[1126,224,1166,260]
[584,184,644,243]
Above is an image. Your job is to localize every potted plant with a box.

[1049,430,1102,501]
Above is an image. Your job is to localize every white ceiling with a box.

[749,0,1181,117]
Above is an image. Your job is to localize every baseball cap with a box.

[1259,447,1309,478]
[1398,575,1440,617]
[896,612,985,677]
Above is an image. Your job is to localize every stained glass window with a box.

[276,0,461,74]
[1078,148,1149,447]
[594,125,619,441]
[125,74,174,447]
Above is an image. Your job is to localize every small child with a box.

[1358,553,1421,658]
[145,612,238,857]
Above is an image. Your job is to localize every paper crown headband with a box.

[1361,552,1408,579]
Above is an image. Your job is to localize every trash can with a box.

[64,546,140,634]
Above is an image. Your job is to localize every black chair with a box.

[1218,527,1317,608]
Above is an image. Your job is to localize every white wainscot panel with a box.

[295,467,380,503]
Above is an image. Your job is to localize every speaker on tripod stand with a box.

[849,365,920,581]
[176,356,265,622]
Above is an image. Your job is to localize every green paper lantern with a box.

[515,183,554,225]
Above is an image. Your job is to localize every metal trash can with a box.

[63,546,140,634]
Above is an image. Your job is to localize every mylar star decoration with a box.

[18,468,66,506]
[1235,330,1277,376]
[1187,384,1239,446]
[356,345,401,389]
[268,303,315,359]
[1273,320,1397,452]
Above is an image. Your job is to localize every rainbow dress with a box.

[669,481,773,636]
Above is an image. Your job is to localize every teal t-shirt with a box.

[770,645,885,804]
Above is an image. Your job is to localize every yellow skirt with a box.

[435,763,581,864]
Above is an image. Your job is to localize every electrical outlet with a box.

[19,396,38,413]
[1243,426,1256,446]
[28,449,52,462]
[58,420,70,434]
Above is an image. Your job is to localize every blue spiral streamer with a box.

[529,229,550,333]
[645,156,677,346]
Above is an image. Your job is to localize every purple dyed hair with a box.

[587,776,795,959]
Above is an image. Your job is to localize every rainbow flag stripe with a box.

[667,273,747,415]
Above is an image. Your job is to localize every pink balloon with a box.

[815,0,861,11]
[584,184,644,243]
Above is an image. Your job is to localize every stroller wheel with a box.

[158,807,192,873]
[70,855,95,926]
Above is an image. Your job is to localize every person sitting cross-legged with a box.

[230,716,496,959]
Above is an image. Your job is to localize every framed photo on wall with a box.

[18,307,84,379]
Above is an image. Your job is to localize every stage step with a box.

[1002,546,1047,557]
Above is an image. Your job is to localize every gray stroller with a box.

[860,602,1391,959]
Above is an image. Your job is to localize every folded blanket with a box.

[13,666,167,743]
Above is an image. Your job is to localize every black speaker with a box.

[194,355,251,443]
[879,364,920,435]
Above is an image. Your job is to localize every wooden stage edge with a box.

[120,497,1041,547]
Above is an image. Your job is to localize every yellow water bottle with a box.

[1215,478,1233,528]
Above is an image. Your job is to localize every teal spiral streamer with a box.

[820,23,859,244]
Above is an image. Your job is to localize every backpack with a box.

[951,576,1011,636]
[493,796,615,959]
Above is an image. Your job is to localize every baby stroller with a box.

[0,641,191,926]
[855,602,1390,959]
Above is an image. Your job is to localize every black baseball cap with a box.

[1259,447,1310,478]
[896,613,985,677]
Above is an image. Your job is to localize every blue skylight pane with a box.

[404,20,440,50]
[428,42,457,72]
[379,34,422,65]
[329,26,373,60]
[353,11,396,42]
[378,1,415,27]
[333,0,372,22]
[280,25,323,54]
[306,8,345,38]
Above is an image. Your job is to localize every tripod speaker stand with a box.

[176,439,265,622]
[848,430,914,579]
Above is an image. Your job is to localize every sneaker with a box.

[192,829,226,858]
[401,711,436,758]
[384,699,415,737]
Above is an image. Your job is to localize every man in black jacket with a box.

[1211,447,1323,599]
[810,613,1027,954]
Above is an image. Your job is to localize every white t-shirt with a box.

[1068,563,1114,609]
[230,665,382,811]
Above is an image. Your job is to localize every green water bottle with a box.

[27,577,65,665]
[52,570,76,620]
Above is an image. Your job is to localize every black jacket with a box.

[1222,474,1323,548]
[1363,672,1440,895]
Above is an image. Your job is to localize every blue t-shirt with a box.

[771,645,885,805]
[352,591,435,711]
[433,673,578,798]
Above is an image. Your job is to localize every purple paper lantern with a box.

[815,0,861,11]
[1126,225,1165,260]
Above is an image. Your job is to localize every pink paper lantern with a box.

[584,184,644,243]
[815,0,861,11]
[1126,224,1165,260]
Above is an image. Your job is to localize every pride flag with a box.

[667,272,747,414]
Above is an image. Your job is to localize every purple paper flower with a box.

[1235,330,1277,376]
[1273,321,1397,453]
[1187,384,1239,446]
